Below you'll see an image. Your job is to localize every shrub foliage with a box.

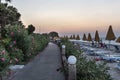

[60,38,111,80]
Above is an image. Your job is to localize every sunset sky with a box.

[5,0,120,37]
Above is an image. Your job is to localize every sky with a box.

[3,0,120,37]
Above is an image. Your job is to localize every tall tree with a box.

[0,3,21,37]
[0,3,21,26]
[27,24,35,34]
[49,31,59,39]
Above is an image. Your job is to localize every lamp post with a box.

[62,45,66,48]
[62,45,66,55]
[68,55,77,80]
[62,45,67,66]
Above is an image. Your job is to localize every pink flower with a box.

[1,58,5,61]
[1,50,5,54]
[10,32,14,37]
[10,45,13,48]
[14,58,19,62]
[13,41,16,45]
[18,29,21,33]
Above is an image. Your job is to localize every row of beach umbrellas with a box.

[82,31,100,42]
[67,25,120,49]
[81,25,120,43]
[83,25,119,42]
[65,25,120,43]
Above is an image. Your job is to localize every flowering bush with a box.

[0,46,10,71]
[5,39,24,64]
[6,24,25,40]
[0,3,49,78]
[4,24,49,62]
[0,24,48,71]
[8,48,24,64]
[23,34,49,60]
[60,38,111,80]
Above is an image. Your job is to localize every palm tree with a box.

[105,25,116,49]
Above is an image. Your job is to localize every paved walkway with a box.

[9,42,65,80]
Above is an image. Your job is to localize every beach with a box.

[71,39,120,80]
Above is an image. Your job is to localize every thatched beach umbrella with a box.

[76,34,80,40]
[94,30,100,42]
[73,34,76,39]
[82,33,87,41]
[94,30,100,47]
[65,35,68,39]
[116,37,120,43]
[70,35,73,39]
[87,33,92,41]
[105,25,116,49]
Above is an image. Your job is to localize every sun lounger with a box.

[114,45,120,53]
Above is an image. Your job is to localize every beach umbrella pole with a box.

[109,40,110,49]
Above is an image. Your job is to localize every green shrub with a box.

[16,33,49,61]
[7,47,24,64]
[0,46,10,71]
[0,2,49,77]
[60,38,111,80]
